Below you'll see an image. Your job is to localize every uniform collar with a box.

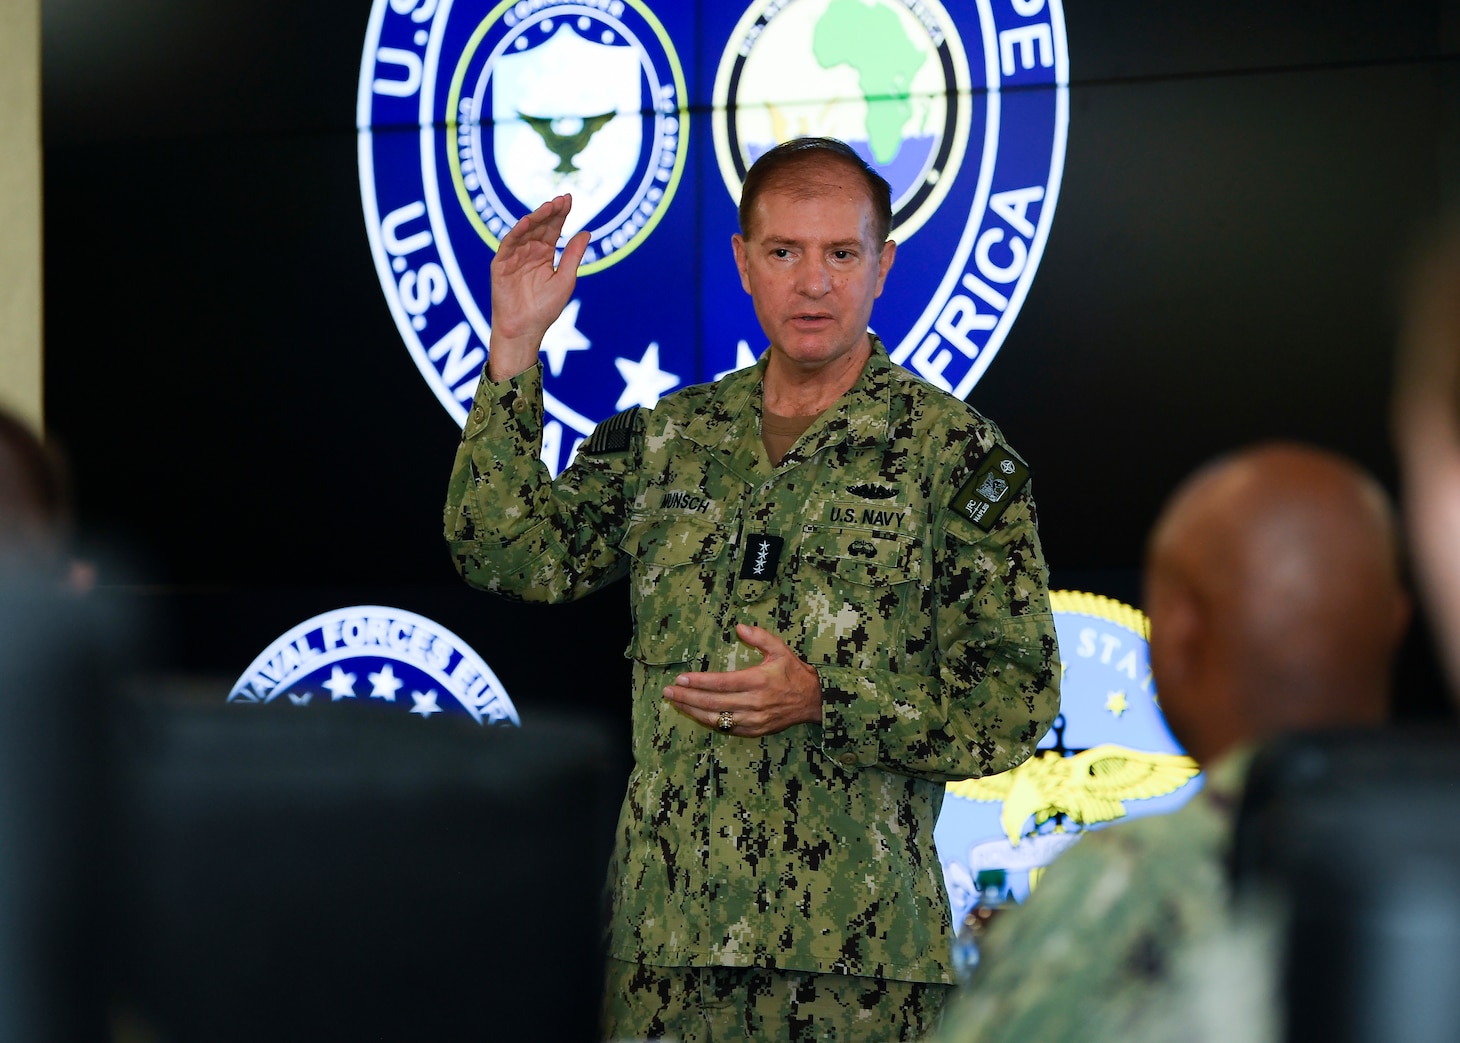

[1197,744,1257,822]
[684,334,896,458]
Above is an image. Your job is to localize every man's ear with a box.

[1145,577,1209,755]
[1147,577,1202,693]
[731,234,751,294]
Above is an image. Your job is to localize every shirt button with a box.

[512,397,527,414]
[839,753,857,767]
[471,406,485,424]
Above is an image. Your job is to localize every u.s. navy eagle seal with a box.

[359,0,690,475]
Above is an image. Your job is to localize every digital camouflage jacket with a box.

[444,337,1060,983]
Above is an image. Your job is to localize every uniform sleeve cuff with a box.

[815,665,884,769]
[463,362,542,441]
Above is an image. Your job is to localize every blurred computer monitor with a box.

[0,580,109,1042]
[108,699,624,1042]
[1234,728,1460,1043]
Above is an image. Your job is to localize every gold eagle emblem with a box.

[948,745,1200,845]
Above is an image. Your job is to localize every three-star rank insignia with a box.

[738,534,784,582]
[951,444,1031,531]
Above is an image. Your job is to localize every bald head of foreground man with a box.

[1144,443,1409,765]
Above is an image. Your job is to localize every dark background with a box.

[41,1,1460,725]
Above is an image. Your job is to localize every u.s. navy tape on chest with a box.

[582,406,639,456]
[950,444,1031,531]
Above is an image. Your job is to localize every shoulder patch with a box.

[581,407,639,456]
[950,443,1031,531]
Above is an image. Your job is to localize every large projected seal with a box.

[359,1,1066,475]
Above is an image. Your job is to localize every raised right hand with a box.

[487,194,591,381]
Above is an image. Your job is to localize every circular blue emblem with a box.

[359,0,1066,475]
[444,3,687,274]
[711,0,1068,401]
[229,605,519,725]
[712,0,973,244]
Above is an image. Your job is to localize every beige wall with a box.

[0,0,42,431]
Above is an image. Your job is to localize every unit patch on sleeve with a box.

[950,444,1031,531]
[581,406,639,456]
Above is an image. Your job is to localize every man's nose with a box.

[795,259,830,297]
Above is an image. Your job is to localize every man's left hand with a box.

[663,623,823,737]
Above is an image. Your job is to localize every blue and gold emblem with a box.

[936,592,1201,936]
[444,2,688,274]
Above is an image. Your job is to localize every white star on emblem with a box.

[614,342,680,410]
[410,689,443,718]
[367,663,403,702]
[323,665,357,701]
[715,339,759,381]
[539,298,590,377]
[288,690,312,706]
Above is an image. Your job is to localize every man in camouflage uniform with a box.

[936,444,1408,1043]
[444,138,1060,1041]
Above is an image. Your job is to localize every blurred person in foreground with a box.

[1394,220,1460,694]
[935,442,1409,1042]
[0,411,107,1036]
[0,410,66,571]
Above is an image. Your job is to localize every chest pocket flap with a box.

[620,514,728,665]
[800,527,917,586]
[621,514,726,567]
